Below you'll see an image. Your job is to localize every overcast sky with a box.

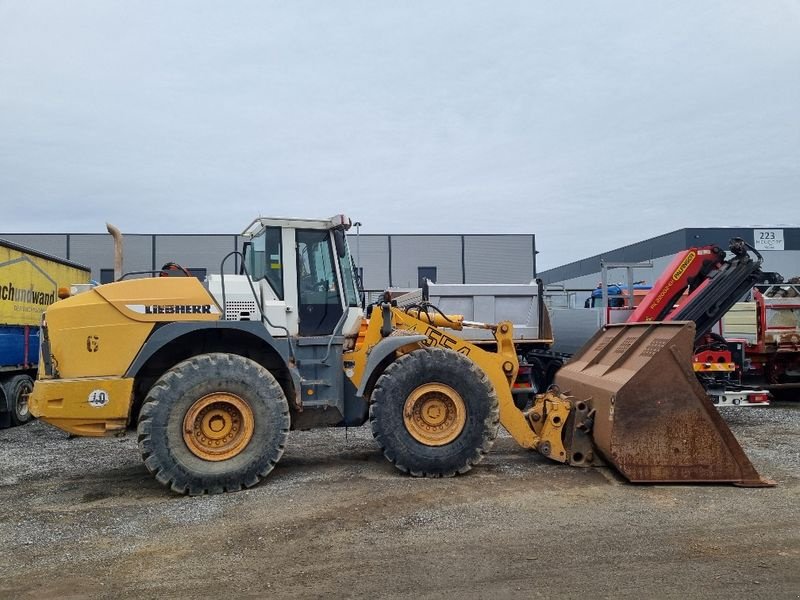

[1,1,798,269]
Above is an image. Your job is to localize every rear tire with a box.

[370,347,499,477]
[137,353,290,495]
[5,374,34,426]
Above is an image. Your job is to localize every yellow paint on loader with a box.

[41,290,156,379]
[37,278,221,380]
[30,376,134,436]
[30,277,224,433]
[346,306,568,454]
[93,278,222,323]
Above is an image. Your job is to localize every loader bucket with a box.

[555,322,772,486]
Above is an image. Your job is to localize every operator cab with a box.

[207,215,362,340]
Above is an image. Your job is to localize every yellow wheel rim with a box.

[183,393,254,461]
[403,383,466,446]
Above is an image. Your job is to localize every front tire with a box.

[370,347,499,477]
[137,353,290,495]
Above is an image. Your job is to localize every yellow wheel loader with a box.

[29,215,771,494]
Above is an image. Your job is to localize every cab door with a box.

[296,230,344,336]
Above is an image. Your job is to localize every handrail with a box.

[218,251,295,362]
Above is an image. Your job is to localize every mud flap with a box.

[555,322,773,486]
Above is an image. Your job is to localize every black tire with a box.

[137,353,290,495]
[5,374,34,426]
[0,381,10,429]
[528,358,546,394]
[369,347,499,477]
[545,361,563,389]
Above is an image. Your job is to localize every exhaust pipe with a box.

[106,223,123,281]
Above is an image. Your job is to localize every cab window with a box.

[247,227,283,299]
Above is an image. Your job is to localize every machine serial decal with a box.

[649,280,676,311]
[126,304,220,315]
[421,327,471,355]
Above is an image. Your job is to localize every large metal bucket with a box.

[555,322,772,486]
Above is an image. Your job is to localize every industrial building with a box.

[4,227,796,295]
[0,231,537,290]
[539,226,800,292]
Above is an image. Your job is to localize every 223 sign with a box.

[754,229,784,251]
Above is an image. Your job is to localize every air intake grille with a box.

[225,300,259,321]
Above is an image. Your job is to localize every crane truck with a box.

[625,239,783,406]
[29,215,771,494]
[0,238,90,427]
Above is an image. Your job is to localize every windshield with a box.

[338,235,360,308]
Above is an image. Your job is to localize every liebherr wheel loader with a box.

[29,215,771,494]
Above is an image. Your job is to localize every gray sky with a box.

[1,1,798,270]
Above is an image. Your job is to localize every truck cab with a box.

[584,284,652,309]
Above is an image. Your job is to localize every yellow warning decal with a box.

[672,251,696,281]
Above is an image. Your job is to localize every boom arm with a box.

[628,239,781,342]
[627,245,726,323]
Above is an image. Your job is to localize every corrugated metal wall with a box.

[390,236,463,288]
[464,235,534,284]
[154,235,239,276]
[5,227,794,290]
[70,234,152,280]
[0,232,539,287]
[0,234,67,260]
[354,235,390,290]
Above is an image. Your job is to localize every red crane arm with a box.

[627,245,726,322]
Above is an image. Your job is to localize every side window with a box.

[247,227,283,299]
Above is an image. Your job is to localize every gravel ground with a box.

[0,403,798,600]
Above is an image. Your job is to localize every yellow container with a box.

[0,239,91,327]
